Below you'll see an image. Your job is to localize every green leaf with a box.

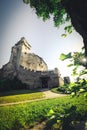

[47,109,55,117]
[72,67,78,76]
[64,25,73,34]
[67,64,73,67]
[61,34,67,38]
[59,53,72,61]
[79,69,87,76]
[59,54,66,61]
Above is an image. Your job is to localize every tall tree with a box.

[23,0,87,67]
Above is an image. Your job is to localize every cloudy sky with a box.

[0,0,83,78]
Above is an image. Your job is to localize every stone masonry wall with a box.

[20,53,48,71]
[17,66,64,89]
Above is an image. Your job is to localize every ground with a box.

[26,121,86,130]
[40,88,66,98]
[0,89,86,130]
[0,88,66,106]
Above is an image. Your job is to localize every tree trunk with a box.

[62,0,87,68]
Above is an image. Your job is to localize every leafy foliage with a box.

[23,0,70,27]
[59,52,72,61]
[60,51,85,65]
[46,104,77,129]
[51,78,87,95]
[64,25,73,34]
[59,48,87,78]
[79,69,87,76]
[22,0,87,58]
[61,25,74,37]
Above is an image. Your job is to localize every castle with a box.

[0,37,64,89]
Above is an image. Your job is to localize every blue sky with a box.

[0,0,83,78]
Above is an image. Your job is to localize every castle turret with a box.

[18,37,31,54]
[9,37,48,71]
[10,37,31,69]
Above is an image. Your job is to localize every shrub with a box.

[71,92,75,97]
[57,79,87,95]
[79,88,85,93]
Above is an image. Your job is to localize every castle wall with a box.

[20,53,48,71]
[17,66,63,89]
[9,45,22,69]
[18,66,43,89]
[0,62,64,89]
[0,37,64,89]
[21,43,30,54]
[1,62,16,78]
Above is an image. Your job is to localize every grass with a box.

[0,88,41,96]
[0,89,45,104]
[0,92,87,130]
[51,87,63,94]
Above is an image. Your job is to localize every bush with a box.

[52,79,87,96]
[79,88,85,93]
[58,84,71,94]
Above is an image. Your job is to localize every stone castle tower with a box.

[0,37,64,89]
[9,37,48,71]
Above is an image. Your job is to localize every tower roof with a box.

[15,37,31,49]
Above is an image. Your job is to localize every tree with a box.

[23,0,87,68]
[59,49,87,78]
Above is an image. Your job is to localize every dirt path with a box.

[41,89,66,98]
[0,89,66,107]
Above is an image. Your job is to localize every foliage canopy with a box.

[23,0,87,60]
[23,0,70,27]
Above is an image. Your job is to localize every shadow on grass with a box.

[0,88,41,97]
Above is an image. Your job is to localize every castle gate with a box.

[40,76,50,88]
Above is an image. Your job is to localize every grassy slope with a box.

[0,89,44,104]
[0,92,87,130]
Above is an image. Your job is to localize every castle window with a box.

[25,52,27,54]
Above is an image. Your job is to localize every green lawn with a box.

[0,89,41,96]
[0,89,45,104]
[0,92,87,130]
[51,87,62,93]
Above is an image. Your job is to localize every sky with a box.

[0,0,84,79]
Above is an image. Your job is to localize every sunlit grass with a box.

[0,92,87,130]
[0,89,40,96]
[0,90,45,104]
